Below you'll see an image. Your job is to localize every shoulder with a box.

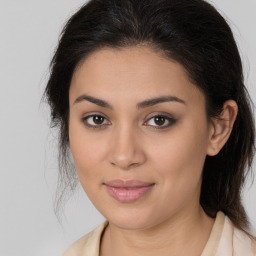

[211,212,256,256]
[252,238,256,256]
[62,220,108,256]
[232,225,256,256]
[222,215,256,256]
[62,232,92,256]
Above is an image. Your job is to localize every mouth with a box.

[103,179,155,203]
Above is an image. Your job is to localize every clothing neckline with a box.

[201,211,225,255]
[97,211,225,256]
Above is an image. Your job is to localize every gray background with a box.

[0,1,255,255]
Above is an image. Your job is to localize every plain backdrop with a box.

[0,1,255,255]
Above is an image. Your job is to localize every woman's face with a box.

[69,46,214,230]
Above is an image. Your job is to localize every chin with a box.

[103,207,161,230]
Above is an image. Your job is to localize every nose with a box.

[107,125,146,170]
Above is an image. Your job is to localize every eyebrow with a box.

[73,94,186,109]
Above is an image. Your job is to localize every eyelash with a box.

[81,113,176,130]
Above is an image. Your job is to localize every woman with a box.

[44,0,256,255]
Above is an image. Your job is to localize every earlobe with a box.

[207,100,238,156]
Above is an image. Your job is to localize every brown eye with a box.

[145,115,176,129]
[154,116,166,126]
[93,115,105,125]
[82,114,110,129]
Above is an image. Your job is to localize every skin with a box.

[68,46,238,256]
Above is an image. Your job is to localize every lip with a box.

[104,179,155,203]
[104,179,155,188]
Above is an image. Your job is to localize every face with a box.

[69,46,214,230]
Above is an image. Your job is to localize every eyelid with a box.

[145,111,175,120]
[81,112,111,129]
[143,113,177,129]
[81,112,177,130]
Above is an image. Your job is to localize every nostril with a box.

[107,138,147,169]
[110,160,139,170]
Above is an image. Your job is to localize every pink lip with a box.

[104,179,155,203]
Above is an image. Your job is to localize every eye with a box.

[82,114,110,129]
[144,114,176,129]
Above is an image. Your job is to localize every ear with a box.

[207,100,238,156]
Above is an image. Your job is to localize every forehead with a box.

[70,46,204,106]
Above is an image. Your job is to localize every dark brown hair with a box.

[44,0,255,233]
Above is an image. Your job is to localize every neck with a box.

[100,206,215,256]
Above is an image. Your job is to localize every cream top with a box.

[62,211,256,256]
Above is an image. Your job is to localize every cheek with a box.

[69,119,106,182]
[144,130,207,216]
[69,133,107,205]
[150,122,208,191]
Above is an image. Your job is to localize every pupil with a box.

[93,116,104,124]
[155,116,165,126]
